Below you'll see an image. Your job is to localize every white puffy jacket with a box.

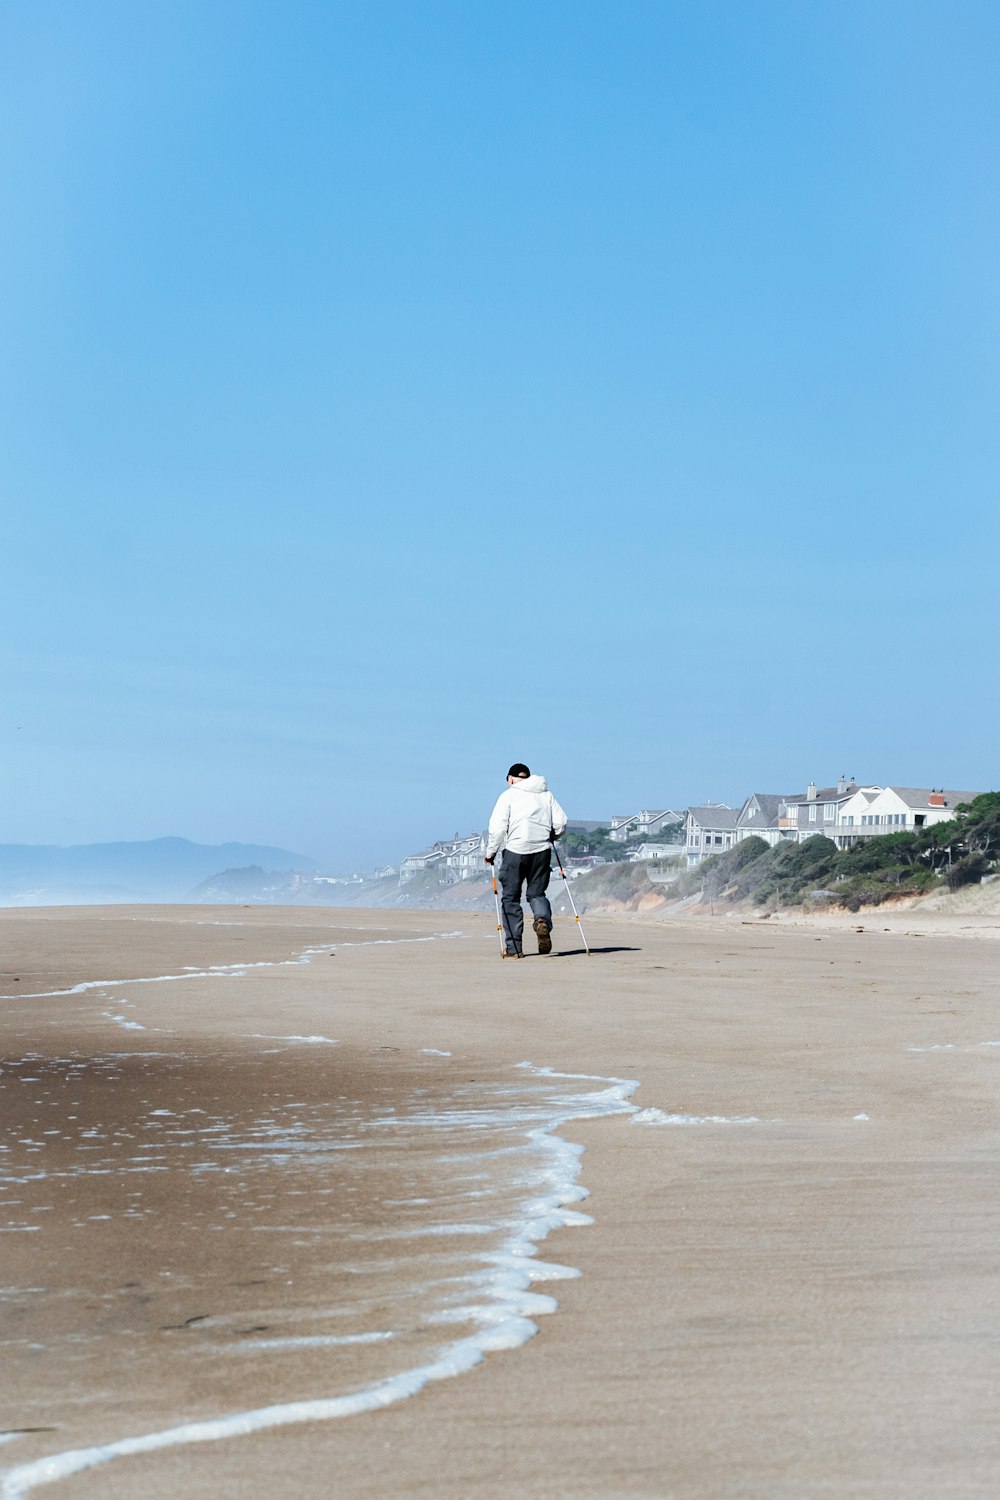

[486,775,568,858]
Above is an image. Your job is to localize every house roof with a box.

[739,793,796,825]
[615,809,682,823]
[884,788,982,810]
[786,782,861,806]
[687,805,740,830]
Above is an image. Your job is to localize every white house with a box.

[825,786,882,847]
[628,843,683,863]
[853,787,981,835]
[731,779,979,851]
[750,783,981,849]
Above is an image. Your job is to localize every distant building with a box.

[837,787,982,846]
[684,805,740,866]
[777,778,866,841]
[399,832,485,884]
[831,785,882,841]
[730,778,983,853]
[438,832,486,883]
[735,780,873,849]
[398,849,447,882]
[734,792,798,847]
[610,809,684,842]
[627,843,683,862]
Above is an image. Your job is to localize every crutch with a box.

[489,858,509,957]
[551,841,591,955]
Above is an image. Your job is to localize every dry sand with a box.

[2,903,1000,1498]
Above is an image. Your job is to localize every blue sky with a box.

[2,0,998,869]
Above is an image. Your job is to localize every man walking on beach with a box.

[485,763,568,958]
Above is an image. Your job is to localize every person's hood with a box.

[513,775,548,793]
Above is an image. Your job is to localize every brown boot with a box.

[533,917,552,955]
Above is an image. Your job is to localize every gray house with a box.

[684,805,740,866]
[733,779,868,848]
[610,809,684,842]
[778,778,862,841]
[399,832,485,885]
[398,849,447,882]
[735,792,797,846]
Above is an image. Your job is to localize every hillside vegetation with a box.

[677,793,1000,912]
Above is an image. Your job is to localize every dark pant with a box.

[498,848,553,951]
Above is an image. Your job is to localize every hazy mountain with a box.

[0,837,316,906]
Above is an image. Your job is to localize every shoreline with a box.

[4,905,1000,1496]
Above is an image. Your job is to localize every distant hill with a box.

[0,837,316,906]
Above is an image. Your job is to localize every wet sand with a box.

[3,904,1000,1497]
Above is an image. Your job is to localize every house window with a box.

[824,804,835,821]
[809,805,817,822]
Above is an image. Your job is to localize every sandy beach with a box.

[3,902,1000,1498]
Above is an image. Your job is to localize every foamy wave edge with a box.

[1,1060,639,1498]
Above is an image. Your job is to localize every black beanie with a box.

[507,763,531,779]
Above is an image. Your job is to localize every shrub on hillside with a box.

[572,860,655,909]
[664,790,1000,914]
[738,836,838,906]
[674,836,769,899]
[945,853,989,891]
[834,866,939,911]
[835,830,921,875]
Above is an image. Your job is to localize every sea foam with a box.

[1,1060,637,1498]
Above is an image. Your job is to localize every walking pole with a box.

[489,859,508,957]
[551,842,591,955]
